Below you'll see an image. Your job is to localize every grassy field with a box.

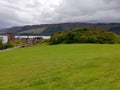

[0,44,120,90]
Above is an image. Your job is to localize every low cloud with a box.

[0,0,120,28]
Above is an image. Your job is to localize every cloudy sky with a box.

[0,0,120,28]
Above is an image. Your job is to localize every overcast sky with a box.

[0,0,120,28]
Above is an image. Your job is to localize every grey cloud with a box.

[0,0,120,28]
[53,0,120,23]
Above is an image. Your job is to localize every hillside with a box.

[0,22,120,35]
[0,44,120,90]
[19,27,46,34]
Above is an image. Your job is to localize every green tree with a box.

[0,39,3,50]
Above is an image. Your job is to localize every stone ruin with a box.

[7,33,44,46]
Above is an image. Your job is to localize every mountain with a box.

[0,22,120,36]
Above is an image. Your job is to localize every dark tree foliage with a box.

[0,40,14,50]
[0,39,3,49]
[49,28,120,45]
[3,42,14,49]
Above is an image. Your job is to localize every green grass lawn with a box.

[0,44,120,90]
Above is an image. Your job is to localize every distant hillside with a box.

[19,27,46,34]
[0,22,120,35]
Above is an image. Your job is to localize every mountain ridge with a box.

[0,22,120,35]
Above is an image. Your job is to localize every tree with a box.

[0,39,3,50]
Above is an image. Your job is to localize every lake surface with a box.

[0,36,50,43]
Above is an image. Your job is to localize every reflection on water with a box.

[0,36,50,43]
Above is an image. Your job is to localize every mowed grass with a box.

[0,44,120,90]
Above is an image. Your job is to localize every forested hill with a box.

[0,22,120,35]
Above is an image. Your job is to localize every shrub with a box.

[49,28,120,45]
[49,32,65,45]
[97,32,119,44]
[88,35,98,43]
[0,39,3,50]
[3,42,14,49]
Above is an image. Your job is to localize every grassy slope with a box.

[0,44,120,90]
[19,28,46,34]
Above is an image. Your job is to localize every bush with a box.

[3,42,14,49]
[88,35,98,43]
[0,39,20,50]
[49,32,65,45]
[49,28,120,45]
[97,32,119,44]
[0,39,3,50]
